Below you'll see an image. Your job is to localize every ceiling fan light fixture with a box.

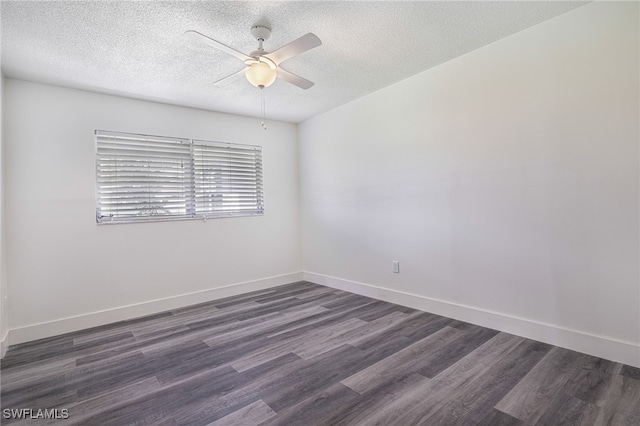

[245,61,277,88]
[186,25,321,90]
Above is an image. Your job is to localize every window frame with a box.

[95,130,264,225]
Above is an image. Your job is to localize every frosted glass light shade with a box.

[245,62,276,88]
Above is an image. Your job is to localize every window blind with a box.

[95,130,263,224]
[193,140,264,216]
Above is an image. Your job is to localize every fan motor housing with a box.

[250,25,271,41]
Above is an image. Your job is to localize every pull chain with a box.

[260,88,267,130]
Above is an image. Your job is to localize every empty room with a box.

[0,1,638,425]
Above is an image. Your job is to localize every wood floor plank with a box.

[73,328,190,366]
[293,311,409,359]
[260,382,360,426]
[76,365,247,425]
[341,325,462,394]
[335,333,528,426]
[71,331,136,353]
[595,373,640,425]
[351,300,403,322]
[2,281,639,426]
[422,339,550,425]
[348,333,526,425]
[199,288,277,309]
[353,311,451,350]
[1,350,147,408]
[321,293,373,310]
[75,309,293,366]
[291,290,351,306]
[174,354,308,425]
[0,339,75,369]
[254,287,322,304]
[262,300,382,340]
[229,317,368,372]
[293,286,336,300]
[207,399,276,426]
[187,297,307,330]
[131,309,225,337]
[65,377,163,424]
[72,328,136,346]
[477,409,523,426]
[0,358,77,390]
[416,325,500,378]
[262,335,413,413]
[562,355,619,406]
[495,346,588,423]
[344,311,423,348]
[534,392,600,426]
[620,364,640,380]
[322,373,432,426]
[200,305,329,349]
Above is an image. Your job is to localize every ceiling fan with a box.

[186,24,322,90]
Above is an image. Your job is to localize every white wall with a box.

[4,79,302,343]
[299,1,640,367]
[0,73,8,357]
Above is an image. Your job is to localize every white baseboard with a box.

[8,272,303,346]
[304,271,640,368]
[1,330,8,359]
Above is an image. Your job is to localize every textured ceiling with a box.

[1,1,587,123]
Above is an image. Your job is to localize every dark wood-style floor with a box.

[1,282,639,425]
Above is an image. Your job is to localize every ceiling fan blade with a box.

[275,67,314,90]
[213,67,247,85]
[185,30,252,62]
[265,33,322,65]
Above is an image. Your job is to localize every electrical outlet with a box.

[392,261,400,274]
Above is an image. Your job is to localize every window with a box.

[95,130,263,224]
